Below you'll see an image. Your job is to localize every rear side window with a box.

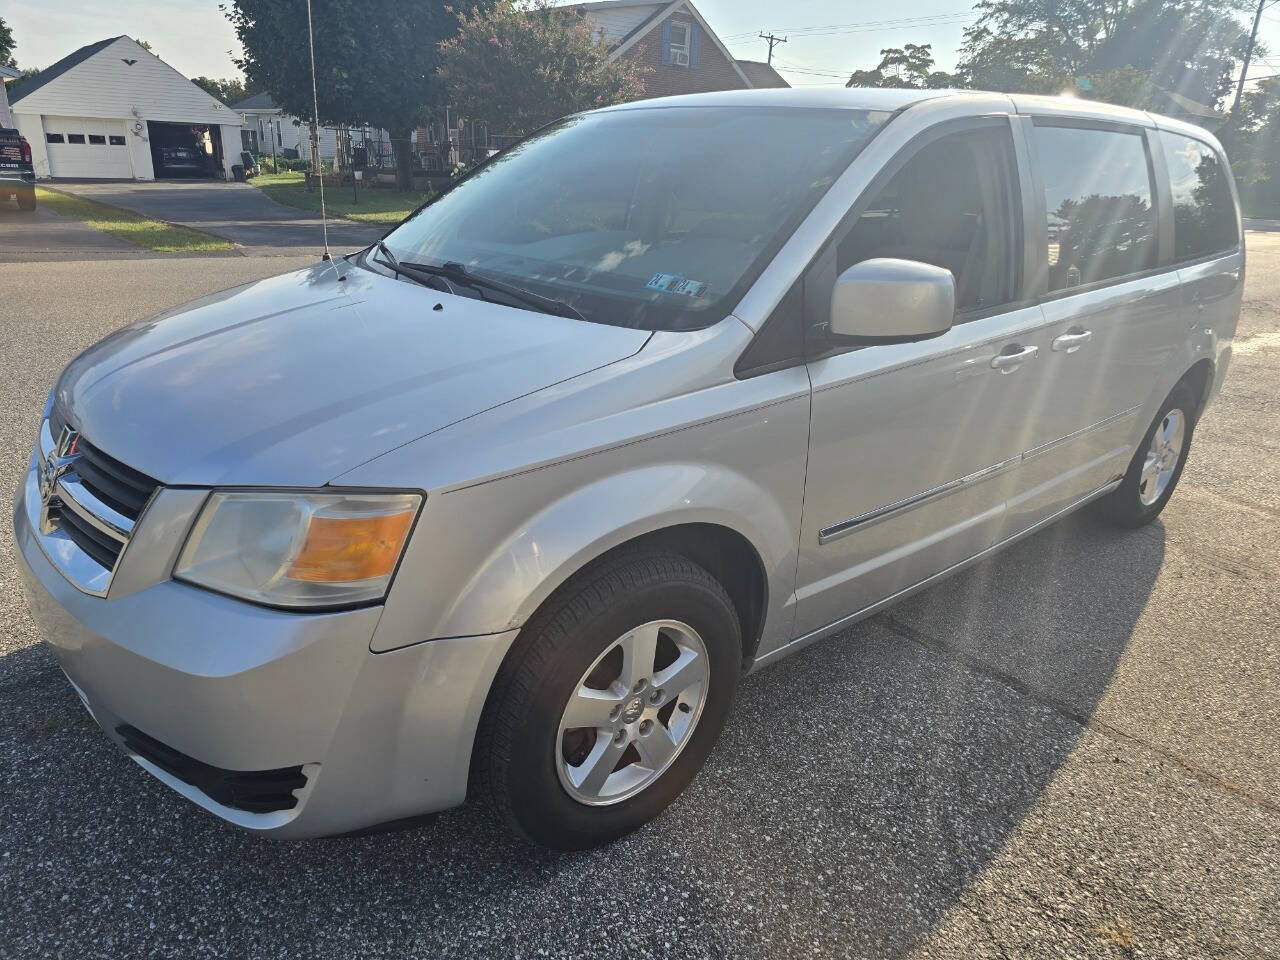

[1034,125,1156,291]
[1160,131,1238,260]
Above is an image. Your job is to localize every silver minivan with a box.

[15,89,1241,849]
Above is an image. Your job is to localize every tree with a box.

[192,75,257,105]
[1,16,16,68]
[956,0,1254,111]
[227,0,469,189]
[845,43,959,89]
[438,0,648,138]
[1230,76,1280,215]
[137,39,153,52]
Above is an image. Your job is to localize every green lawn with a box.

[251,171,430,225]
[37,188,235,254]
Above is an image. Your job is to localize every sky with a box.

[8,0,1280,92]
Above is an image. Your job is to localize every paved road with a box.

[0,241,1278,959]
[50,179,384,257]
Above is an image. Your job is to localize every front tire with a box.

[472,552,741,850]
[1094,382,1198,528]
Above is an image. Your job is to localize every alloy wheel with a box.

[555,619,709,806]
[1139,407,1186,506]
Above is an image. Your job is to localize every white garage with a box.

[8,35,242,181]
[41,117,134,179]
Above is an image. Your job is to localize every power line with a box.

[753,11,973,35]
[758,31,788,64]
[722,11,972,42]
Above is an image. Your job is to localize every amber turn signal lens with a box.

[287,510,415,583]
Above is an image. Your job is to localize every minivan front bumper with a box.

[14,468,516,839]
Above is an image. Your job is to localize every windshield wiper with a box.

[401,260,586,322]
[371,241,459,294]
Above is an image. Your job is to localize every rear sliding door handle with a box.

[991,344,1038,372]
[1051,328,1093,353]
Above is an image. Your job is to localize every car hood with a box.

[54,262,650,486]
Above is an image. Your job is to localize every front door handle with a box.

[991,343,1038,372]
[1051,328,1093,353]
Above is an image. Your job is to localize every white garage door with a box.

[43,117,134,179]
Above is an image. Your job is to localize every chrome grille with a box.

[37,408,160,589]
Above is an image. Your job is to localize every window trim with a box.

[1026,116,1164,299]
[800,115,1027,359]
[1035,261,1173,305]
[668,21,692,66]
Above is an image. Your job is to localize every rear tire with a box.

[16,189,35,212]
[472,552,741,851]
[1094,382,1198,528]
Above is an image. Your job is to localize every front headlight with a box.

[175,491,422,608]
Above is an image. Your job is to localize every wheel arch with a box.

[433,472,794,670]
[1179,357,1215,417]
[534,522,771,669]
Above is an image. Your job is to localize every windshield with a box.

[377,106,892,331]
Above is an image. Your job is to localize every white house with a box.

[233,91,390,168]
[8,36,242,180]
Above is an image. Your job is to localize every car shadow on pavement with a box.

[0,512,1163,959]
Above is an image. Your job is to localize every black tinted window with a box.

[838,128,1021,312]
[46,133,64,144]
[1035,125,1155,291]
[1160,131,1238,260]
[67,134,86,145]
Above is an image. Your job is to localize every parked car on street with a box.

[0,126,36,210]
[14,89,1241,850]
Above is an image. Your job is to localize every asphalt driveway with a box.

[50,179,384,256]
[0,239,1278,958]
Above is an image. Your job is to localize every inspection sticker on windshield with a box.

[647,273,709,298]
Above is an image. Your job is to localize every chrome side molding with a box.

[818,456,1021,544]
[762,475,1125,670]
[1022,404,1141,460]
[818,405,1142,545]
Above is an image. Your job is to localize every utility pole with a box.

[758,31,788,65]
[1229,0,1269,126]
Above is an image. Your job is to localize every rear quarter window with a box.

[1160,131,1239,261]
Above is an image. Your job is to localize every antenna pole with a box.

[758,32,788,65]
[305,0,332,262]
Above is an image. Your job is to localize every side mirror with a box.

[829,258,955,343]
